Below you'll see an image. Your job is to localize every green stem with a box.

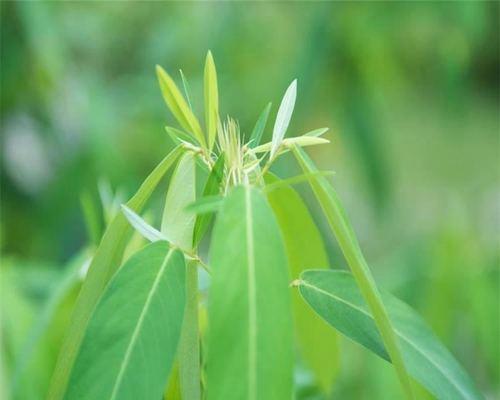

[292,146,414,399]
[178,261,201,400]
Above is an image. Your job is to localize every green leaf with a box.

[161,152,196,251]
[192,154,225,247]
[265,174,339,392]
[48,145,184,400]
[263,170,335,193]
[80,191,102,246]
[121,205,166,243]
[156,65,206,147]
[271,79,296,158]
[248,102,272,149]
[204,51,219,151]
[179,69,193,110]
[252,135,329,155]
[297,270,484,400]
[292,145,414,399]
[65,241,186,400]
[186,195,223,215]
[161,151,200,400]
[304,127,329,137]
[165,126,198,147]
[207,186,293,399]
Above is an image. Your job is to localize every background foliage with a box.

[1,2,499,399]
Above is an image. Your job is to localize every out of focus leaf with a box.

[265,174,339,392]
[297,270,484,400]
[65,241,186,400]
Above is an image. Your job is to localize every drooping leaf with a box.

[65,241,186,400]
[297,270,484,400]
[207,186,293,399]
[270,79,297,158]
[265,174,339,392]
[161,150,200,400]
[248,102,272,149]
[48,146,184,400]
[204,51,219,151]
[161,152,196,251]
[292,145,414,399]
[121,205,166,243]
[156,65,206,147]
[192,154,225,247]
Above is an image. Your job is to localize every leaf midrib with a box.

[109,248,174,400]
[300,278,471,400]
[244,186,257,400]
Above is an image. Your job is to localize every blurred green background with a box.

[1,2,499,399]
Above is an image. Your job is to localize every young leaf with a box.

[297,270,484,400]
[253,135,329,155]
[179,69,193,109]
[161,152,196,251]
[207,186,293,399]
[65,241,186,400]
[48,145,184,400]
[265,174,339,392]
[204,51,219,151]
[121,205,166,243]
[165,126,198,147]
[270,80,297,158]
[192,154,225,246]
[248,102,272,149]
[292,145,415,399]
[304,127,329,137]
[156,65,206,147]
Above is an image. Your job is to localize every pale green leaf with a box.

[248,102,272,149]
[156,65,206,147]
[193,154,225,247]
[292,145,414,399]
[263,170,335,193]
[179,69,192,110]
[271,79,297,158]
[161,152,196,251]
[165,126,198,147]
[48,145,184,400]
[204,51,219,151]
[186,195,223,215]
[252,135,329,155]
[304,127,329,137]
[161,150,200,400]
[121,205,166,242]
[207,186,293,399]
[65,241,186,400]
[298,270,484,400]
[265,175,339,392]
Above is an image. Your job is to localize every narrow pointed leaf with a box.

[193,154,225,246]
[165,126,198,147]
[270,80,297,158]
[65,241,186,400]
[305,127,329,137]
[207,186,293,399]
[253,135,329,155]
[292,145,414,399]
[48,145,183,400]
[204,51,219,150]
[179,69,193,110]
[121,205,166,243]
[264,170,335,193]
[298,270,484,400]
[248,102,272,149]
[161,152,196,251]
[265,175,339,392]
[186,195,223,215]
[156,65,206,147]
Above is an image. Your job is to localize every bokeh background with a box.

[1,2,499,399]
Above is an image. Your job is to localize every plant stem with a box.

[178,261,201,400]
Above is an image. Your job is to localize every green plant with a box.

[47,52,483,400]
